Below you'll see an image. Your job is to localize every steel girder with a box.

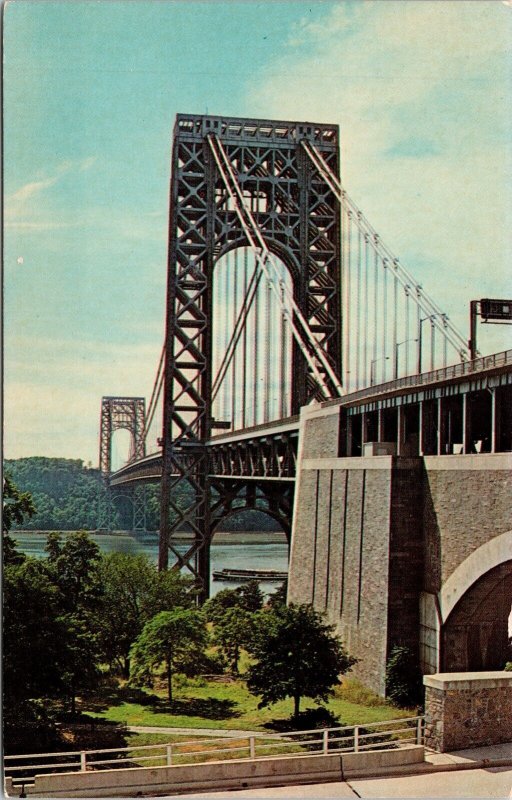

[159,114,341,599]
[210,478,294,543]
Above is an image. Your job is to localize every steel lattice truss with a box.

[99,396,146,475]
[159,114,342,598]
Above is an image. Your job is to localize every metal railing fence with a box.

[5,716,424,786]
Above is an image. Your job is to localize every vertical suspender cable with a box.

[356,221,362,390]
[223,255,230,421]
[443,315,448,368]
[242,248,248,429]
[431,318,436,372]
[405,286,410,375]
[231,249,238,428]
[264,278,272,421]
[382,258,388,382]
[280,281,288,417]
[302,141,470,364]
[253,264,260,425]
[416,292,422,380]
[392,262,398,379]
[344,210,352,391]
[364,234,369,387]
[373,236,379,374]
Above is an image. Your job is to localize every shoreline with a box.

[12,530,288,546]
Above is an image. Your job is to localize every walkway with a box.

[156,743,512,799]
[127,725,266,738]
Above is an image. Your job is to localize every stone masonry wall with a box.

[424,673,512,752]
[288,456,395,696]
[423,457,512,593]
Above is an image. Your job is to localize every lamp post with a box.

[417,315,436,375]
[370,356,390,386]
[394,338,418,380]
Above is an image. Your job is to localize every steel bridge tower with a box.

[99,396,147,531]
[159,114,342,599]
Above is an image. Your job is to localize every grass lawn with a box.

[85,676,415,735]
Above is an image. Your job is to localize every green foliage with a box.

[267,580,287,609]
[45,531,103,612]
[335,678,388,707]
[385,645,424,709]
[246,603,356,718]
[211,607,257,675]
[3,474,36,532]
[130,609,208,702]
[97,552,193,676]
[3,474,35,564]
[504,662,512,671]
[3,558,69,702]
[204,580,263,623]
[4,457,111,530]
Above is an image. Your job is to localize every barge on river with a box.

[212,567,288,583]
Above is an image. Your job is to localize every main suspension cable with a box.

[301,140,470,361]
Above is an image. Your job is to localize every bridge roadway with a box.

[109,415,300,486]
[110,348,512,487]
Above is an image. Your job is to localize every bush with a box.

[385,645,423,709]
[336,678,388,707]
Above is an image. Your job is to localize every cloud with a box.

[5,156,97,225]
[4,335,163,463]
[247,1,512,341]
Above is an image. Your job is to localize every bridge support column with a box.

[436,398,442,455]
[133,484,147,533]
[490,388,496,453]
[396,406,405,455]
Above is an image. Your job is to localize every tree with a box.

[2,475,35,564]
[246,604,356,718]
[203,580,263,623]
[45,530,103,612]
[267,580,287,609]
[212,607,257,675]
[3,559,68,705]
[385,645,423,708]
[129,609,208,702]
[44,531,104,714]
[97,552,193,676]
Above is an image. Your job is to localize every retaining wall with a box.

[424,672,512,752]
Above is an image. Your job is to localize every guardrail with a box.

[5,716,424,786]
[327,348,512,407]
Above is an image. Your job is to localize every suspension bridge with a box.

[99,114,511,686]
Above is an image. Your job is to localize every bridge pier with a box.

[289,356,512,696]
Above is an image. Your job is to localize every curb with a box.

[343,756,512,781]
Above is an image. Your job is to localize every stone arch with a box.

[441,561,512,671]
[439,531,512,623]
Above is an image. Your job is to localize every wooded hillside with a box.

[4,458,280,532]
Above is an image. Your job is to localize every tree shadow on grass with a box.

[152,697,241,721]
[84,685,160,713]
[263,707,341,732]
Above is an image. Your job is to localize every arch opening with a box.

[110,428,134,472]
[441,561,512,672]
[209,507,289,599]
[212,246,293,430]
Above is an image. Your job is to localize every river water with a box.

[11,531,289,598]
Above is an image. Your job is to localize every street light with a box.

[417,315,436,375]
[394,338,418,380]
[370,356,390,386]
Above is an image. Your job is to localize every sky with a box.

[4,0,512,466]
